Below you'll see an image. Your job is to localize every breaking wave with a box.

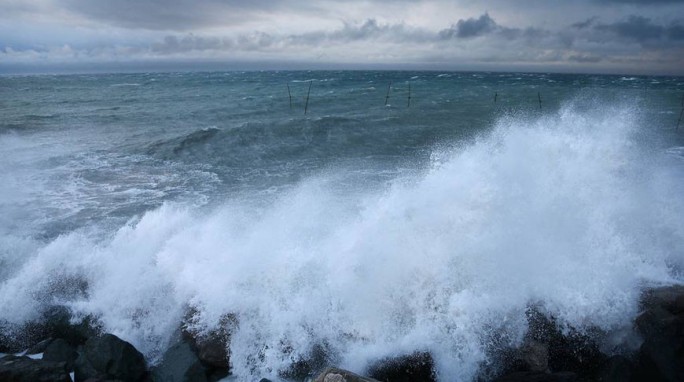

[1,100,683,381]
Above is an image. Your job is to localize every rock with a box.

[151,341,208,382]
[313,367,379,382]
[74,333,147,382]
[180,312,234,370]
[366,352,436,382]
[519,340,549,372]
[0,354,71,382]
[524,308,606,377]
[597,355,633,382]
[26,338,54,355]
[634,285,684,382]
[43,338,78,370]
[277,342,333,380]
[493,371,578,382]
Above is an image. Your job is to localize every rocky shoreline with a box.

[1,285,682,382]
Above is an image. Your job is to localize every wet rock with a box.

[151,341,208,382]
[74,333,147,382]
[366,351,436,382]
[181,315,233,370]
[634,285,684,382]
[313,367,379,382]
[278,342,333,381]
[524,308,606,377]
[596,355,633,382]
[2,305,102,353]
[26,338,54,355]
[43,338,78,370]
[519,340,549,372]
[0,354,71,382]
[493,370,578,382]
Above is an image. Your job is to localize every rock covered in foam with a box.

[74,333,147,382]
[181,310,233,371]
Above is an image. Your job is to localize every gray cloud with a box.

[593,0,684,4]
[439,13,498,39]
[594,15,684,43]
[60,0,295,30]
[149,19,431,55]
[1,1,683,75]
[572,17,598,29]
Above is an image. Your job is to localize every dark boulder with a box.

[43,338,78,370]
[74,333,147,382]
[277,342,334,381]
[366,351,436,382]
[1,305,101,353]
[313,367,379,382]
[25,338,54,355]
[180,312,234,371]
[634,285,684,382]
[151,341,208,382]
[493,371,578,382]
[524,308,606,377]
[596,355,633,382]
[0,354,71,382]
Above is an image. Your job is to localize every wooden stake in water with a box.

[494,92,498,103]
[385,81,392,106]
[287,83,292,110]
[538,92,542,110]
[304,80,312,115]
[407,82,411,108]
[677,93,684,130]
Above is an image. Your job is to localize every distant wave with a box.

[146,127,221,158]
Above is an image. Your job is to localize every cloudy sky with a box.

[1,0,683,74]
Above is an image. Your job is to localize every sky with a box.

[1,0,684,75]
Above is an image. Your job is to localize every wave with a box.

[146,127,221,158]
[1,101,683,381]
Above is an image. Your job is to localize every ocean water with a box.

[1,71,684,380]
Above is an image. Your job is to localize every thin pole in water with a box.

[304,80,312,115]
[494,92,498,103]
[677,93,684,130]
[385,81,392,106]
[287,83,292,110]
[407,82,411,108]
[538,92,542,110]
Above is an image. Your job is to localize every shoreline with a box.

[2,284,683,381]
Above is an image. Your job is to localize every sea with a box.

[1,70,683,381]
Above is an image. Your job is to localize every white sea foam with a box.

[1,101,683,381]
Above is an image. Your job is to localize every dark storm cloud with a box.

[439,13,497,39]
[151,19,431,54]
[61,0,294,30]
[438,13,552,45]
[593,0,684,4]
[594,15,684,43]
[572,17,598,29]
[2,1,683,75]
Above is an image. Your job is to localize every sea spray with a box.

[1,99,683,381]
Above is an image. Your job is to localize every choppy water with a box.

[1,71,684,380]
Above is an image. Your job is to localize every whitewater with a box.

[1,71,683,381]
